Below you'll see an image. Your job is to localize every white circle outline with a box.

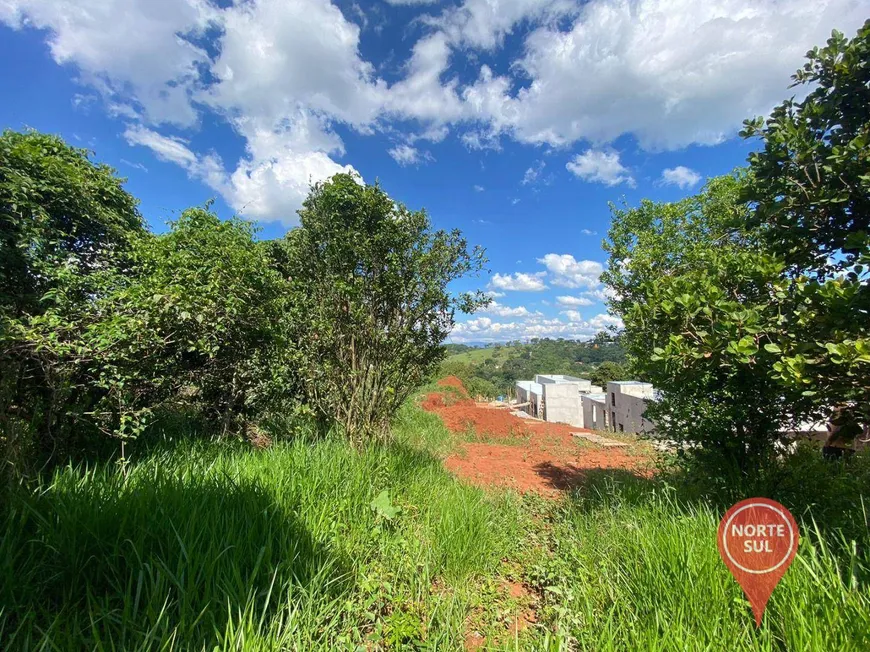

[722,503,795,575]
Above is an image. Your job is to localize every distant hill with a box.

[440,336,628,397]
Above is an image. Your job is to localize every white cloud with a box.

[580,228,597,235]
[521,160,546,185]
[388,144,432,166]
[461,129,502,151]
[124,124,356,224]
[661,165,702,189]
[1,0,214,127]
[560,309,584,321]
[450,311,623,343]
[7,0,866,227]
[123,125,227,192]
[557,295,594,307]
[473,184,485,192]
[538,254,603,289]
[384,0,439,5]
[485,290,506,298]
[461,0,867,150]
[583,287,616,302]
[566,149,635,187]
[433,0,576,50]
[490,271,548,291]
[119,159,148,172]
[587,313,623,330]
[481,301,541,318]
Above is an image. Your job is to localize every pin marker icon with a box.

[717,497,799,627]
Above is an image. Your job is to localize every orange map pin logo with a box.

[717,497,799,627]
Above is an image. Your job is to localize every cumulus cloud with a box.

[388,144,432,166]
[537,254,603,289]
[566,150,635,187]
[661,165,702,189]
[480,301,541,318]
[6,0,866,225]
[459,0,867,149]
[490,272,548,292]
[450,311,623,343]
[1,0,215,127]
[582,287,613,302]
[556,295,594,307]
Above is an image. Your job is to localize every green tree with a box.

[741,22,870,437]
[283,174,488,445]
[590,361,627,387]
[0,130,143,318]
[12,206,295,448]
[1,131,144,462]
[602,175,815,472]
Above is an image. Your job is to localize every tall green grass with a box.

[0,405,522,650]
[2,393,869,650]
[527,472,870,651]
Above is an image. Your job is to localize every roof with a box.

[537,374,589,384]
[516,380,543,394]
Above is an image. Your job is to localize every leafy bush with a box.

[1,130,144,463]
[280,174,488,445]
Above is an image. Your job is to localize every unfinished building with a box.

[514,375,602,427]
[606,381,656,433]
[515,374,657,433]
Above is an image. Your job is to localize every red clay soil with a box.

[436,375,469,396]
[422,381,649,497]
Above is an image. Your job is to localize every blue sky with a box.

[1,0,865,343]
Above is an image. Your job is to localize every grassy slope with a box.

[1,387,869,650]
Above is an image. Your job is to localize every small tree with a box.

[590,361,627,387]
[283,174,488,445]
[602,175,816,474]
[79,207,295,437]
[1,130,144,461]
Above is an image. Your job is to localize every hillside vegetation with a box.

[441,336,627,397]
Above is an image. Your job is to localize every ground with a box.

[424,377,652,497]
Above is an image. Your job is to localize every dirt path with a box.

[424,377,651,497]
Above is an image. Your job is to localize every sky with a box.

[1,0,866,344]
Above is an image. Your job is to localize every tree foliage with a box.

[603,175,813,470]
[741,21,870,436]
[280,174,488,445]
[2,137,490,467]
[440,338,627,396]
[1,131,145,460]
[604,22,870,470]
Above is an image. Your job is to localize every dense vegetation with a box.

[604,23,870,474]
[441,334,627,397]
[1,137,485,471]
[1,386,867,649]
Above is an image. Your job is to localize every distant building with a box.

[514,375,597,427]
[514,374,657,433]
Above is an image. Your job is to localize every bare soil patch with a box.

[422,381,651,497]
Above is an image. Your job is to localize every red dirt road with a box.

[423,378,649,496]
